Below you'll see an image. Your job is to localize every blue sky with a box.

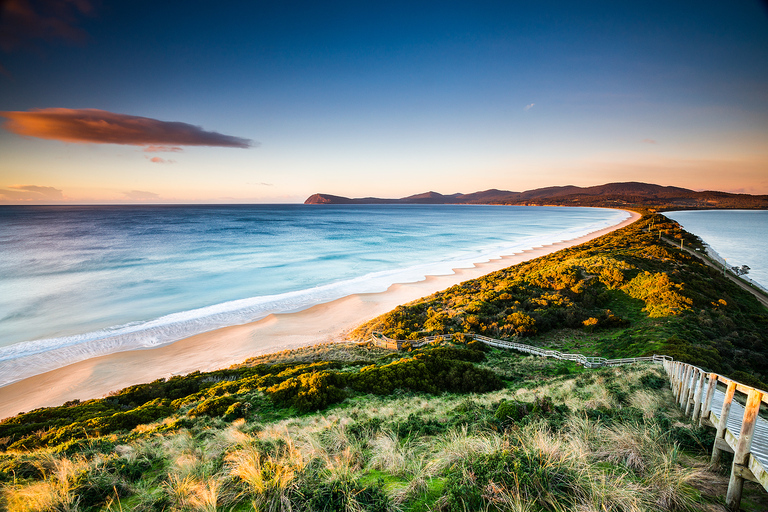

[1,0,767,203]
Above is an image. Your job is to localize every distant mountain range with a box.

[304,182,768,210]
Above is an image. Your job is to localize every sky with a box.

[0,0,767,204]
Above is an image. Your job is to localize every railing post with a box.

[691,369,705,420]
[684,368,698,416]
[700,374,717,427]
[671,362,678,395]
[680,365,692,408]
[726,388,764,511]
[676,363,686,402]
[712,381,737,464]
[691,370,704,423]
[673,362,681,399]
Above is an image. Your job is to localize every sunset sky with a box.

[1,1,767,204]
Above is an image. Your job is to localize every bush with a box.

[266,371,348,412]
[443,449,578,512]
[299,478,392,512]
[350,349,502,396]
[640,373,667,390]
[188,395,240,417]
[494,399,530,425]
[392,413,446,438]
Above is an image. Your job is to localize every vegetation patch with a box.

[354,214,768,386]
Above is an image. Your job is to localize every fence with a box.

[369,331,768,510]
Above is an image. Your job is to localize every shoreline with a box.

[0,210,641,419]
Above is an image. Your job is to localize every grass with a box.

[1,353,756,511]
[3,211,768,510]
[352,213,768,387]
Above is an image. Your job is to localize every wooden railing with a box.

[664,359,768,510]
[370,331,670,368]
[369,331,768,510]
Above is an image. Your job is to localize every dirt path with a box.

[660,235,768,309]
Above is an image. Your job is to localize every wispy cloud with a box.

[0,108,255,149]
[144,145,183,153]
[641,138,657,144]
[122,190,160,201]
[0,184,64,202]
[148,156,175,164]
[523,103,535,111]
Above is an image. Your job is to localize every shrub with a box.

[266,371,347,412]
[299,478,392,512]
[443,449,579,512]
[494,400,529,425]
[188,395,240,418]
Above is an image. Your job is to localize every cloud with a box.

[0,0,94,53]
[144,145,183,153]
[0,108,255,149]
[148,156,175,164]
[122,190,160,201]
[0,184,64,202]
[641,138,657,144]
[523,103,535,111]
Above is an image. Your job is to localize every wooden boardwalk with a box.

[370,331,768,510]
[670,359,768,508]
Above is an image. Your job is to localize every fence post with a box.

[685,368,698,416]
[712,381,737,464]
[680,365,692,408]
[700,374,717,427]
[675,363,683,399]
[726,388,764,511]
[671,362,679,395]
[679,364,690,405]
[691,370,705,421]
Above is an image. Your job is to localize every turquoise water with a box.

[665,210,768,292]
[0,205,628,385]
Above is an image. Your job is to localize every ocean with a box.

[665,210,768,292]
[0,204,628,385]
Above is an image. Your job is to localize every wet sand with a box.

[0,210,641,419]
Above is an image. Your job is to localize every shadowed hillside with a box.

[306,182,768,210]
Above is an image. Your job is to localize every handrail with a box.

[369,330,768,509]
[661,358,768,510]
[370,330,768,509]
[370,331,662,368]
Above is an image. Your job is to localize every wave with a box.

[0,210,629,387]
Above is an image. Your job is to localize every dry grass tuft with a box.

[3,454,86,512]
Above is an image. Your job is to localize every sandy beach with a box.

[0,210,640,419]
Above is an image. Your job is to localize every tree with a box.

[731,265,750,276]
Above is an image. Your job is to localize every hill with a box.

[354,213,768,387]
[3,213,768,510]
[305,182,768,210]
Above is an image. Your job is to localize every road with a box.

[660,235,768,310]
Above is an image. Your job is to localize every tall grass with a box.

[1,363,729,511]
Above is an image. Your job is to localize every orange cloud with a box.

[149,156,175,164]
[0,108,255,149]
[144,145,183,152]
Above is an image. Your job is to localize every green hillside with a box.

[354,213,768,387]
